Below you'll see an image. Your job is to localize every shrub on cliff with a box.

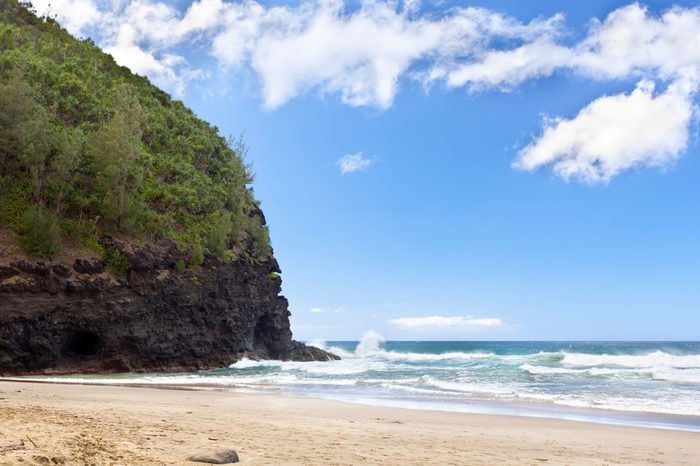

[0,0,271,261]
[104,247,130,276]
[18,207,61,258]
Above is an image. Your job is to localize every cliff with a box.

[0,227,336,375]
[0,1,337,375]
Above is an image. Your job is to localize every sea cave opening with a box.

[253,314,275,353]
[64,331,101,357]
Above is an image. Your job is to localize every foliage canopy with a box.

[0,0,271,261]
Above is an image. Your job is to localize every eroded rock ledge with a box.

[0,238,338,375]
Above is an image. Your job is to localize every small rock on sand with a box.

[187,449,239,464]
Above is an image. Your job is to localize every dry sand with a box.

[0,380,698,465]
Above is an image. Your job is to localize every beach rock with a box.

[51,264,71,277]
[289,341,341,361]
[0,265,18,279]
[0,211,338,375]
[187,449,239,464]
[73,258,105,275]
[10,260,49,276]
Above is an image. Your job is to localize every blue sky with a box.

[41,0,700,340]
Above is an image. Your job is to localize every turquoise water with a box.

[16,334,700,431]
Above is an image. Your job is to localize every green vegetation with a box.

[18,207,61,258]
[0,0,271,261]
[104,247,130,276]
[188,243,204,268]
[174,259,186,273]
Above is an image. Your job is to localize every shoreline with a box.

[1,380,699,465]
[3,376,700,433]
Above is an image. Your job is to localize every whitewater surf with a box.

[7,332,700,431]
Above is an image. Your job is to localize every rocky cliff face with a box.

[0,237,336,375]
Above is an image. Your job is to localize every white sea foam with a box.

[8,336,700,423]
[379,351,495,362]
[502,352,563,362]
[328,332,495,362]
[520,364,581,375]
[562,351,700,368]
[419,375,516,396]
[229,358,283,369]
[651,368,700,384]
[377,383,450,395]
[3,374,240,386]
[549,395,700,417]
[325,347,356,359]
[587,367,637,376]
[306,338,328,350]
[520,364,648,377]
[283,360,387,375]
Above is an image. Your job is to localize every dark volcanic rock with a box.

[0,239,337,375]
[10,260,49,276]
[51,264,71,277]
[289,341,340,361]
[73,258,106,274]
[0,265,18,279]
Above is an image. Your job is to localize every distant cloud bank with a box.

[389,315,503,329]
[34,0,700,182]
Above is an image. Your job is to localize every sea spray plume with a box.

[351,332,497,361]
[307,339,328,350]
[355,331,386,356]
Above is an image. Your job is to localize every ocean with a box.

[17,333,700,431]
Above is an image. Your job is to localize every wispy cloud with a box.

[431,4,700,91]
[34,1,700,182]
[388,315,503,329]
[310,306,347,313]
[31,0,561,106]
[337,152,374,175]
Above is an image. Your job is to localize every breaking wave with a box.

[10,334,700,427]
[561,351,700,369]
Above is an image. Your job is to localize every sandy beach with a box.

[0,381,697,465]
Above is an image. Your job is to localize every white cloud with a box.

[437,4,700,92]
[36,2,700,102]
[206,2,563,108]
[35,0,560,106]
[515,76,698,183]
[573,4,700,81]
[31,1,700,182]
[310,306,346,313]
[337,152,374,175]
[34,0,102,32]
[388,315,503,329]
[428,3,700,181]
[442,39,572,91]
[178,0,226,36]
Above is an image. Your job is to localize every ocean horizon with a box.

[12,334,700,432]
